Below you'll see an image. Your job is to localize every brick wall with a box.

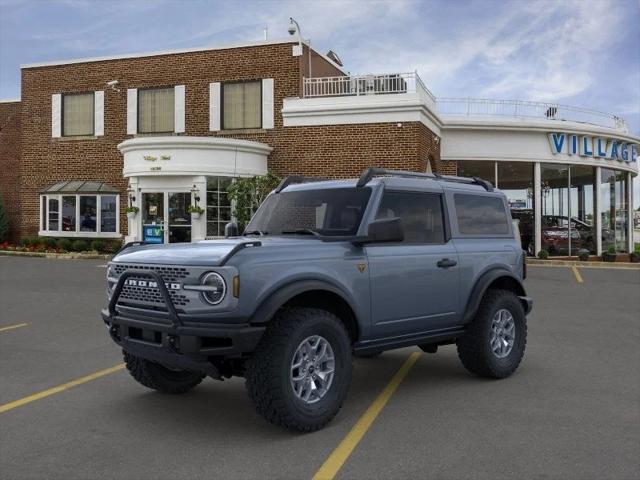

[15,41,440,240]
[0,101,21,241]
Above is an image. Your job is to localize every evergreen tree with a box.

[0,194,10,242]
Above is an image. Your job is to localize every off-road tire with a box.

[123,351,205,394]
[245,307,352,432]
[457,289,527,379]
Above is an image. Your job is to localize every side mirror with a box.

[363,217,404,243]
[224,222,239,238]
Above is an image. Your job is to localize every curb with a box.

[0,250,113,260]
[528,259,640,270]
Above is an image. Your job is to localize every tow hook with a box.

[167,335,179,352]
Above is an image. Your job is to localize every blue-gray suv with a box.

[103,168,532,432]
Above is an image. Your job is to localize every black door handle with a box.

[437,258,457,268]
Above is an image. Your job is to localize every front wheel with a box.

[123,351,205,394]
[245,307,352,432]
[456,289,527,379]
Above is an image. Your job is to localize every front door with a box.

[141,192,191,244]
[366,190,460,337]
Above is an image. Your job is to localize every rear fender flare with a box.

[463,269,527,324]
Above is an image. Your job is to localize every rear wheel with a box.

[123,351,205,394]
[245,307,352,432]
[456,289,527,379]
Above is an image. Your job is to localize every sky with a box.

[0,0,638,204]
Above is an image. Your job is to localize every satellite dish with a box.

[326,50,343,67]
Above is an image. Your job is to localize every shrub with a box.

[577,249,589,261]
[57,238,73,251]
[104,239,122,253]
[90,239,105,252]
[630,252,640,263]
[0,195,9,243]
[71,239,88,252]
[537,249,549,260]
[41,237,58,249]
[607,244,617,254]
[20,237,37,247]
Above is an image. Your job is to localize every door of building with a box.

[141,192,191,243]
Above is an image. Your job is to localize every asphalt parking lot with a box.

[1,256,639,480]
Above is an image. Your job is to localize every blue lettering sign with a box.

[620,143,628,162]
[143,225,164,244]
[548,133,565,154]
[631,144,638,162]
[609,140,619,159]
[570,135,579,155]
[580,136,593,156]
[596,138,607,157]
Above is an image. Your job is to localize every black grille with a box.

[113,264,189,283]
[113,264,192,309]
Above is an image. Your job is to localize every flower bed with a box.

[0,237,122,255]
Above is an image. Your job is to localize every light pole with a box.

[288,17,312,79]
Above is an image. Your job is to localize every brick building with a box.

[0,37,637,254]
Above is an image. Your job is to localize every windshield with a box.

[245,187,372,236]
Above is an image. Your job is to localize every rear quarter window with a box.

[454,193,510,235]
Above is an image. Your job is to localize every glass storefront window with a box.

[541,164,570,256]
[101,195,117,233]
[601,169,628,253]
[206,177,233,237]
[497,162,534,254]
[457,160,496,186]
[62,196,76,232]
[48,197,59,231]
[40,193,119,236]
[569,165,596,254]
[79,196,97,232]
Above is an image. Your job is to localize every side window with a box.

[454,194,510,235]
[375,191,445,243]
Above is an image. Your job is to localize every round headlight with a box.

[201,272,226,305]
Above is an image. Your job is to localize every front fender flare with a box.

[463,269,529,324]
[248,279,359,325]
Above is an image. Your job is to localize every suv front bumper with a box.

[103,269,265,377]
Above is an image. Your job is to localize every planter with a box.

[603,253,629,263]
[191,212,202,220]
[126,212,137,221]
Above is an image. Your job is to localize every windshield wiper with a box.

[244,230,267,236]
[281,228,321,237]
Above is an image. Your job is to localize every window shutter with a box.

[174,85,185,133]
[127,88,137,135]
[209,82,221,131]
[94,91,104,136]
[262,78,274,129]
[51,94,62,138]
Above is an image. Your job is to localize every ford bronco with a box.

[103,168,532,432]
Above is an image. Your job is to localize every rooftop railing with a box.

[303,72,436,102]
[301,73,628,132]
[434,98,628,132]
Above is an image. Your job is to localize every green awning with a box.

[41,181,120,194]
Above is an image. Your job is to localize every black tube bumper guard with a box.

[103,270,265,378]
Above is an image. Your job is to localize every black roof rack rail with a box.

[274,175,328,193]
[356,168,493,192]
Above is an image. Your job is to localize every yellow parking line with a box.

[312,351,422,480]
[0,323,28,333]
[571,265,584,283]
[0,364,125,414]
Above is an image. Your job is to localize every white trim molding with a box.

[127,88,137,135]
[282,93,442,135]
[174,85,186,133]
[118,136,271,178]
[94,90,104,136]
[262,78,275,129]
[209,82,221,131]
[51,94,62,138]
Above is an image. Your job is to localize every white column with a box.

[125,177,140,243]
[595,167,602,256]
[534,162,541,255]
[628,172,633,253]
[191,175,207,242]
